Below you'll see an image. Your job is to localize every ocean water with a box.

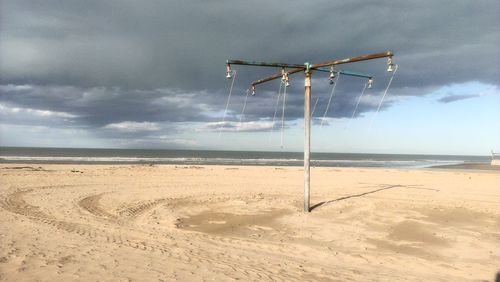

[0,147,490,168]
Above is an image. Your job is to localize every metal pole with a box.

[304,67,311,212]
[226,51,394,213]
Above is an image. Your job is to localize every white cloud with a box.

[197,121,274,132]
[157,136,198,146]
[0,103,77,118]
[0,123,105,148]
[0,84,33,91]
[109,137,197,148]
[103,121,160,132]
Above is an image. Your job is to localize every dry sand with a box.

[0,164,499,281]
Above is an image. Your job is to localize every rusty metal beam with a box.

[250,67,305,87]
[227,60,305,69]
[232,51,392,88]
[311,51,393,69]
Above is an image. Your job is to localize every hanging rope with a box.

[218,70,236,138]
[237,88,250,131]
[345,81,368,130]
[269,80,284,140]
[369,64,399,130]
[280,80,288,148]
[320,73,341,127]
[311,96,319,118]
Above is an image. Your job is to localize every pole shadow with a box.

[309,184,438,212]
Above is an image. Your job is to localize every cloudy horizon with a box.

[1,1,499,155]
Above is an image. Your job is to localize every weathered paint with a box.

[315,67,372,79]
[311,51,393,69]
[227,60,304,69]
[250,67,304,87]
[304,70,311,212]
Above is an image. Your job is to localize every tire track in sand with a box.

[78,193,118,220]
[0,188,334,280]
[117,198,170,218]
[78,192,171,223]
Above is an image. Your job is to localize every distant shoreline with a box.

[1,161,499,171]
[0,146,493,169]
[431,162,500,171]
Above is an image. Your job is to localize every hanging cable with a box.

[280,73,289,148]
[311,96,319,118]
[320,73,341,127]
[345,81,368,130]
[237,88,250,132]
[269,80,284,141]
[218,70,236,138]
[369,64,399,130]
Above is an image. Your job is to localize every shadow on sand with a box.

[310,184,439,212]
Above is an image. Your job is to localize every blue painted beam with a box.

[315,67,372,79]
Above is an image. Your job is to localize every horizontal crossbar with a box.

[311,51,393,69]
[227,51,392,87]
[227,60,305,69]
[251,68,304,87]
[315,67,372,79]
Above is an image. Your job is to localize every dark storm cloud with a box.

[0,0,499,131]
[437,94,481,103]
[0,85,218,126]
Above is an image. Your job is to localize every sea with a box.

[0,147,490,169]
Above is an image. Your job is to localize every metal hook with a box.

[226,64,232,79]
[387,57,395,72]
[328,66,336,85]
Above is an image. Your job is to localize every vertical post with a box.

[304,67,311,212]
[229,52,393,213]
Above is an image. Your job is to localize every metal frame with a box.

[226,51,394,212]
[314,68,372,79]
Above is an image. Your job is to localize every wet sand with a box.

[432,163,500,171]
[0,164,499,281]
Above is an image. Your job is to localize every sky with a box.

[0,0,499,155]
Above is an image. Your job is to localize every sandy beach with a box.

[0,164,498,281]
